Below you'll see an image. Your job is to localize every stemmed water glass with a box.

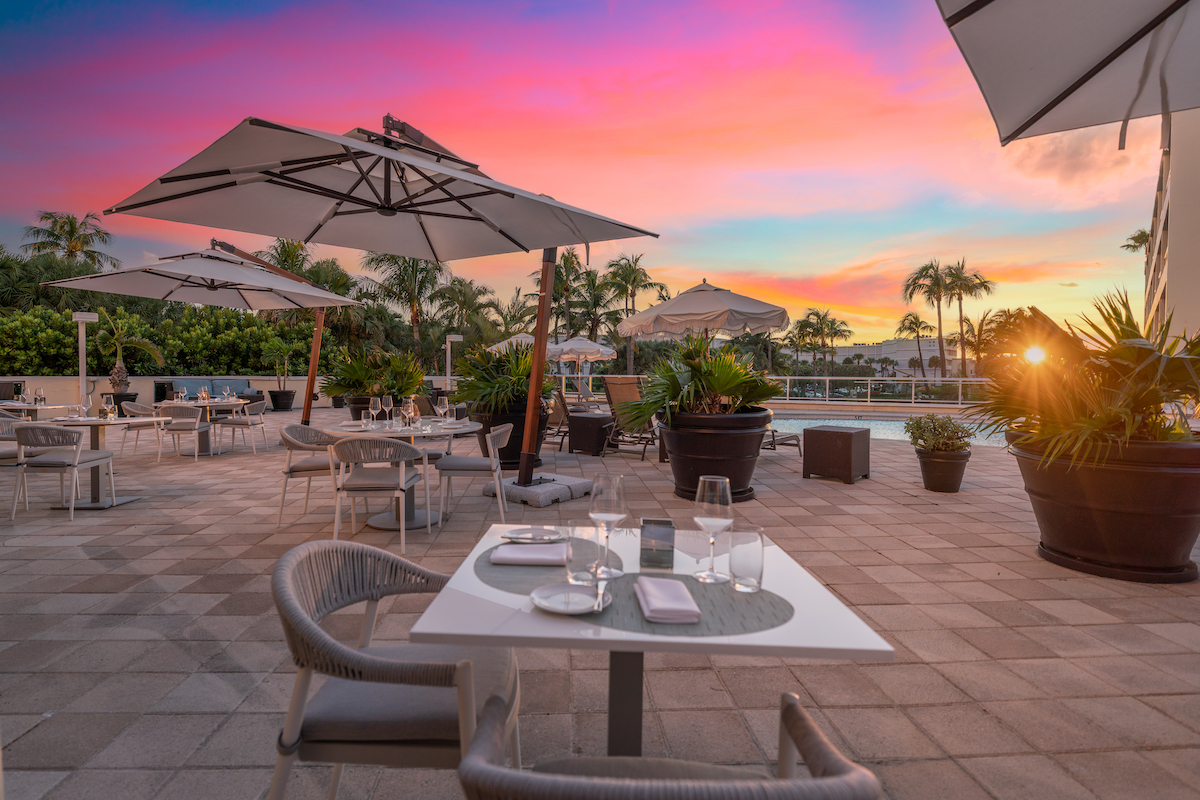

[103,397,116,419]
[404,396,417,429]
[222,385,231,400]
[588,474,627,580]
[81,394,92,417]
[381,395,394,428]
[436,396,449,421]
[34,388,44,406]
[368,396,382,428]
[693,475,733,583]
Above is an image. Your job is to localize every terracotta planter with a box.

[470,405,549,469]
[915,449,970,493]
[658,407,772,502]
[1008,432,1200,583]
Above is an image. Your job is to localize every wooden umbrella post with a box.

[518,247,557,486]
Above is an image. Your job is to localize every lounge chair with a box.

[763,428,803,455]
[601,376,656,461]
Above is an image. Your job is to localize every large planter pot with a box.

[658,407,772,502]
[915,448,971,493]
[331,395,346,409]
[471,405,549,469]
[268,389,296,412]
[104,392,138,417]
[1008,432,1200,583]
[346,395,376,420]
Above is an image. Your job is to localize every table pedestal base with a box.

[364,492,440,530]
[608,651,644,756]
[52,496,142,511]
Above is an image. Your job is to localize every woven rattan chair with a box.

[215,400,269,454]
[460,692,881,800]
[601,376,655,461]
[156,404,212,462]
[278,425,342,526]
[119,401,161,456]
[268,541,521,800]
[330,437,430,549]
[435,423,510,526]
[9,425,116,522]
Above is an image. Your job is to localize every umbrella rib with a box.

[302,155,383,244]
[405,163,530,252]
[159,152,359,184]
[358,128,481,170]
[342,146,386,206]
[944,0,996,28]
[106,180,239,214]
[1000,0,1194,144]
[394,189,508,211]
[261,172,379,209]
[397,163,443,262]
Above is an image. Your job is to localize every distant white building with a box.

[789,337,971,375]
[1146,107,1200,340]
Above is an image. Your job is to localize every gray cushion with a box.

[219,416,263,427]
[165,421,211,432]
[169,379,213,398]
[124,418,159,429]
[300,643,516,744]
[25,449,113,468]
[534,757,767,781]
[213,379,251,393]
[342,467,421,492]
[435,455,493,472]
[284,455,339,475]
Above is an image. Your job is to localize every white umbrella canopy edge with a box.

[938,0,1200,145]
[617,280,789,338]
[553,336,617,362]
[487,333,565,359]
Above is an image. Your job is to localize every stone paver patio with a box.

[1,407,1198,800]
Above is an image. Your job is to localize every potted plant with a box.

[973,292,1200,583]
[623,333,780,501]
[452,344,553,469]
[379,350,425,409]
[96,308,164,413]
[263,337,303,411]
[321,348,384,419]
[905,413,972,492]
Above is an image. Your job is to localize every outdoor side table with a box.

[568,412,615,455]
[802,425,870,484]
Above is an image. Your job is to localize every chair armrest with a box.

[281,624,461,687]
[778,693,882,795]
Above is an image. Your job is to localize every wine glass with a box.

[81,394,92,417]
[588,474,626,580]
[34,387,44,406]
[404,396,417,429]
[693,475,733,583]
[222,385,231,400]
[381,395,394,424]
[436,395,449,421]
[368,396,382,428]
[103,396,116,420]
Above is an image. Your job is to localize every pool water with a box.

[771,417,1005,447]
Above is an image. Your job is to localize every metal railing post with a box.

[867,379,872,403]
[911,380,916,403]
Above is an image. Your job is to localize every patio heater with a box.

[73,311,99,405]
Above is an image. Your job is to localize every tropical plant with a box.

[621,332,781,428]
[495,287,537,335]
[320,348,384,398]
[902,260,950,377]
[605,253,666,373]
[262,337,305,391]
[573,268,622,341]
[947,310,997,376]
[432,276,498,331]
[97,308,164,391]
[943,259,995,377]
[896,311,935,378]
[782,319,815,376]
[377,350,425,397]
[21,211,120,269]
[971,292,1200,465]
[451,343,554,415]
[1120,228,1151,254]
[361,253,446,338]
[804,309,853,376]
[904,414,972,452]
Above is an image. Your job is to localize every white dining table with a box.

[42,416,149,509]
[320,419,482,529]
[410,522,893,756]
[156,399,249,455]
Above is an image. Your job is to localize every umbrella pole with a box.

[301,308,325,427]
[518,247,557,486]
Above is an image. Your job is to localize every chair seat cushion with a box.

[220,417,262,427]
[25,449,114,468]
[124,418,159,429]
[342,467,421,492]
[435,455,493,472]
[534,757,767,781]
[285,455,340,475]
[165,421,211,432]
[300,643,516,744]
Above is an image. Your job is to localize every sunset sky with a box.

[0,0,1160,341]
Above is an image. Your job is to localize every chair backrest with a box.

[280,424,338,451]
[484,423,513,468]
[122,401,155,417]
[0,419,14,441]
[415,395,434,416]
[0,408,23,420]
[216,378,251,393]
[158,404,203,421]
[332,436,422,467]
[272,540,452,682]
[579,381,598,402]
[14,424,83,451]
[603,376,649,432]
[244,400,267,416]
[548,390,571,426]
[0,382,16,401]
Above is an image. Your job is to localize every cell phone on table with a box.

[640,518,676,569]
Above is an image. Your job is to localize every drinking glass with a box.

[693,475,733,583]
[381,395,394,423]
[81,394,92,417]
[103,397,116,420]
[406,395,419,425]
[729,524,764,593]
[436,396,449,420]
[34,388,44,406]
[222,385,231,399]
[368,397,382,428]
[588,474,626,579]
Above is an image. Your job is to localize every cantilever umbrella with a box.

[617,279,789,339]
[105,115,656,483]
[938,0,1200,146]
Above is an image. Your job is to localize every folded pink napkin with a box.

[634,576,702,624]
[489,542,572,566]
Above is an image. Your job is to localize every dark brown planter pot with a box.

[658,407,772,502]
[1007,431,1200,583]
[105,392,138,417]
[268,389,296,411]
[346,395,375,420]
[470,405,549,469]
[915,448,971,493]
[331,395,346,409]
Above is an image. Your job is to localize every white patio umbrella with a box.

[553,336,616,363]
[938,0,1200,146]
[105,115,656,483]
[487,333,564,359]
[617,279,789,339]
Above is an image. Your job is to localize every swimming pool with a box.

[771,417,1005,447]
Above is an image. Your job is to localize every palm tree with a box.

[605,254,666,374]
[901,260,950,377]
[952,310,997,376]
[943,259,995,377]
[1121,229,1151,254]
[895,311,934,379]
[255,238,312,275]
[804,309,853,376]
[573,268,622,341]
[22,211,120,269]
[495,287,536,336]
[431,277,497,331]
[360,253,446,338]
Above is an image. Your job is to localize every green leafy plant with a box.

[320,348,384,397]
[621,332,781,428]
[971,291,1200,465]
[904,414,972,452]
[451,343,553,415]
[95,308,165,391]
[378,350,425,397]
[262,337,305,391]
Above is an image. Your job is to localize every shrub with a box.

[905,414,972,452]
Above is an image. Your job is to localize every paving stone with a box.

[875,759,994,800]
[961,754,1098,800]
[1056,751,1199,800]
[3,713,137,768]
[823,707,943,759]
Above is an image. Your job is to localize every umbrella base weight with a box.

[52,496,143,511]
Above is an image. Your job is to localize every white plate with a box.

[441,421,469,429]
[502,527,567,544]
[530,582,612,615]
[338,421,366,427]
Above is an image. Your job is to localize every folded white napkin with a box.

[489,542,572,566]
[338,420,365,427]
[634,576,702,624]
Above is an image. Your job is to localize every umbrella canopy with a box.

[553,336,616,363]
[107,117,655,260]
[939,0,1200,145]
[617,279,789,339]
[487,333,564,359]
[42,249,361,310]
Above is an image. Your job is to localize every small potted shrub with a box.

[97,308,164,412]
[379,351,425,407]
[904,413,972,492]
[452,343,553,468]
[321,348,383,419]
[263,337,303,411]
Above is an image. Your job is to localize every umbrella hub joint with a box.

[376,207,398,217]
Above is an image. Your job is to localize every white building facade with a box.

[790,337,968,375]
[1146,108,1200,340]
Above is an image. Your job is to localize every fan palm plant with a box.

[432,277,498,331]
[902,260,950,377]
[451,343,554,415]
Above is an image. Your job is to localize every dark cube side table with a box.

[569,412,616,456]
[802,426,870,484]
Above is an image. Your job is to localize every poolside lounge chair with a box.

[459,692,881,799]
[545,388,587,452]
[601,376,656,461]
[763,428,803,455]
